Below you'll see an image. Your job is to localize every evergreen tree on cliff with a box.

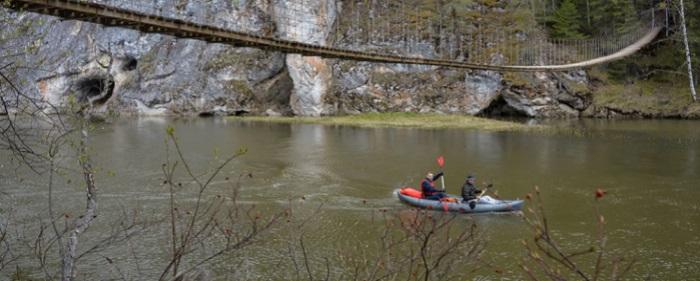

[550,0,586,39]
[610,0,638,34]
[588,0,611,34]
[588,0,632,35]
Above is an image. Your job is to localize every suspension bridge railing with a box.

[4,0,663,72]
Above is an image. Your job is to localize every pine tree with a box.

[589,0,612,34]
[610,0,638,34]
[572,0,594,34]
[550,0,586,39]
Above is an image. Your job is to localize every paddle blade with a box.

[436,156,445,167]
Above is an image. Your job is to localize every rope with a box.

[6,0,662,72]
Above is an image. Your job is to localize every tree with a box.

[587,0,636,35]
[280,209,485,281]
[610,0,638,34]
[521,187,637,281]
[2,20,283,274]
[588,0,611,34]
[155,129,285,281]
[550,0,586,39]
[1,7,102,280]
[678,0,698,101]
[682,0,699,99]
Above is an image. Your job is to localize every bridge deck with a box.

[6,0,661,72]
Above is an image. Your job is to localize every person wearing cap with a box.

[462,175,482,208]
[421,171,446,200]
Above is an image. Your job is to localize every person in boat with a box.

[462,175,482,209]
[421,171,446,200]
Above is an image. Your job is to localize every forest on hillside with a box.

[344,0,697,87]
[543,0,697,81]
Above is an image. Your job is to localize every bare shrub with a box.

[156,128,286,281]
[282,207,485,281]
[520,187,635,281]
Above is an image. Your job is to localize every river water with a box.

[2,118,699,280]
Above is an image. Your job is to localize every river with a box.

[1,118,699,280]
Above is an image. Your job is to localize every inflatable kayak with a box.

[396,187,524,213]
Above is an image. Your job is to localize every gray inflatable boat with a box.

[396,188,524,213]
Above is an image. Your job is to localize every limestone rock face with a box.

[463,71,503,115]
[478,71,590,118]
[328,58,589,118]
[287,55,333,116]
[2,1,594,118]
[1,0,291,116]
[324,5,591,119]
[275,0,337,116]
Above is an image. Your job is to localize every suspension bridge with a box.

[5,0,663,72]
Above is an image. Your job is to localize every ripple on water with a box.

[3,118,700,279]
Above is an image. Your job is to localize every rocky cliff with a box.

[1,0,593,118]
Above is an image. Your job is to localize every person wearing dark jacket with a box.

[461,175,481,209]
[421,171,446,200]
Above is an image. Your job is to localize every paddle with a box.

[468,183,493,210]
[436,156,445,191]
[477,184,491,198]
[477,184,494,200]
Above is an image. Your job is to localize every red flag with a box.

[436,156,445,167]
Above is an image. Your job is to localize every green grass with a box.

[592,78,698,117]
[229,112,534,131]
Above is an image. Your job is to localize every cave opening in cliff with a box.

[480,96,528,117]
[74,75,115,106]
[122,57,138,71]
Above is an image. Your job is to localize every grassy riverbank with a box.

[230,113,533,131]
[588,67,700,118]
